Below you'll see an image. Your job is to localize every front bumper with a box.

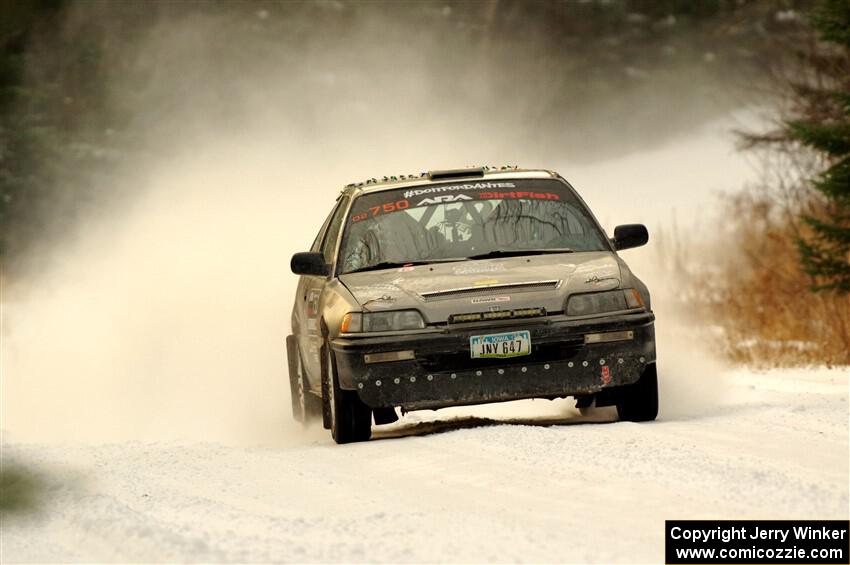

[331,312,655,410]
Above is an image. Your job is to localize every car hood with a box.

[338,252,623,324]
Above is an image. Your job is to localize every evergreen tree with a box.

[790,0,850,293]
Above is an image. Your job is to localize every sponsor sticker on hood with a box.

[471,296,511,304]
[453,262,506,275]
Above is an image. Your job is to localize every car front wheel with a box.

[323,344,372,444]
[616,363,658,422]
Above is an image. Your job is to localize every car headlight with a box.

[566,289,644,316]
[341,310,426,333]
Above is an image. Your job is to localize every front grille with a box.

[419,280,560,302]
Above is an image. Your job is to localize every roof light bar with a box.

[427,167,486,181]
[345,166,522,189]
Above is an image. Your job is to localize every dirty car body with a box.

[288,167,658,443]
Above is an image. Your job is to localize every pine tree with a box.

[790,0,850,293]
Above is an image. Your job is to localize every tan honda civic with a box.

[287,167,657,443]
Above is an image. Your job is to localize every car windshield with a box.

[338,178,609,274]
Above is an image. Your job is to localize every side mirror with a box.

[291,252,330,276]
[613,224,649,251]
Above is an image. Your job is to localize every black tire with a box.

[616,363,658,422]
[322,344,371,444]
[286,335,322,424]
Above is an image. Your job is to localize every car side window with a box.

[320,196,349,263]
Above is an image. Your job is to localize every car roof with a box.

[340,167,561,198]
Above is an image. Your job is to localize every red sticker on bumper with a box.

[601,365,611,384]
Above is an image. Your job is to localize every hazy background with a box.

[0,1,812,443]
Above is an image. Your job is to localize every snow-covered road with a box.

[2,367,847,563]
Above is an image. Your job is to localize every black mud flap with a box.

[373,407,399,425]
[320,342,332,430]
[574,394,595,409]
[285,334,303,422]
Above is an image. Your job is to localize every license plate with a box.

[469,330,531,359]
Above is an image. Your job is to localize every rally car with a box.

[287,167,657,443]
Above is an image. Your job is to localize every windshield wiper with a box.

[464,248,575,261]
[345,250,573,274]
[345,258,464,275]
